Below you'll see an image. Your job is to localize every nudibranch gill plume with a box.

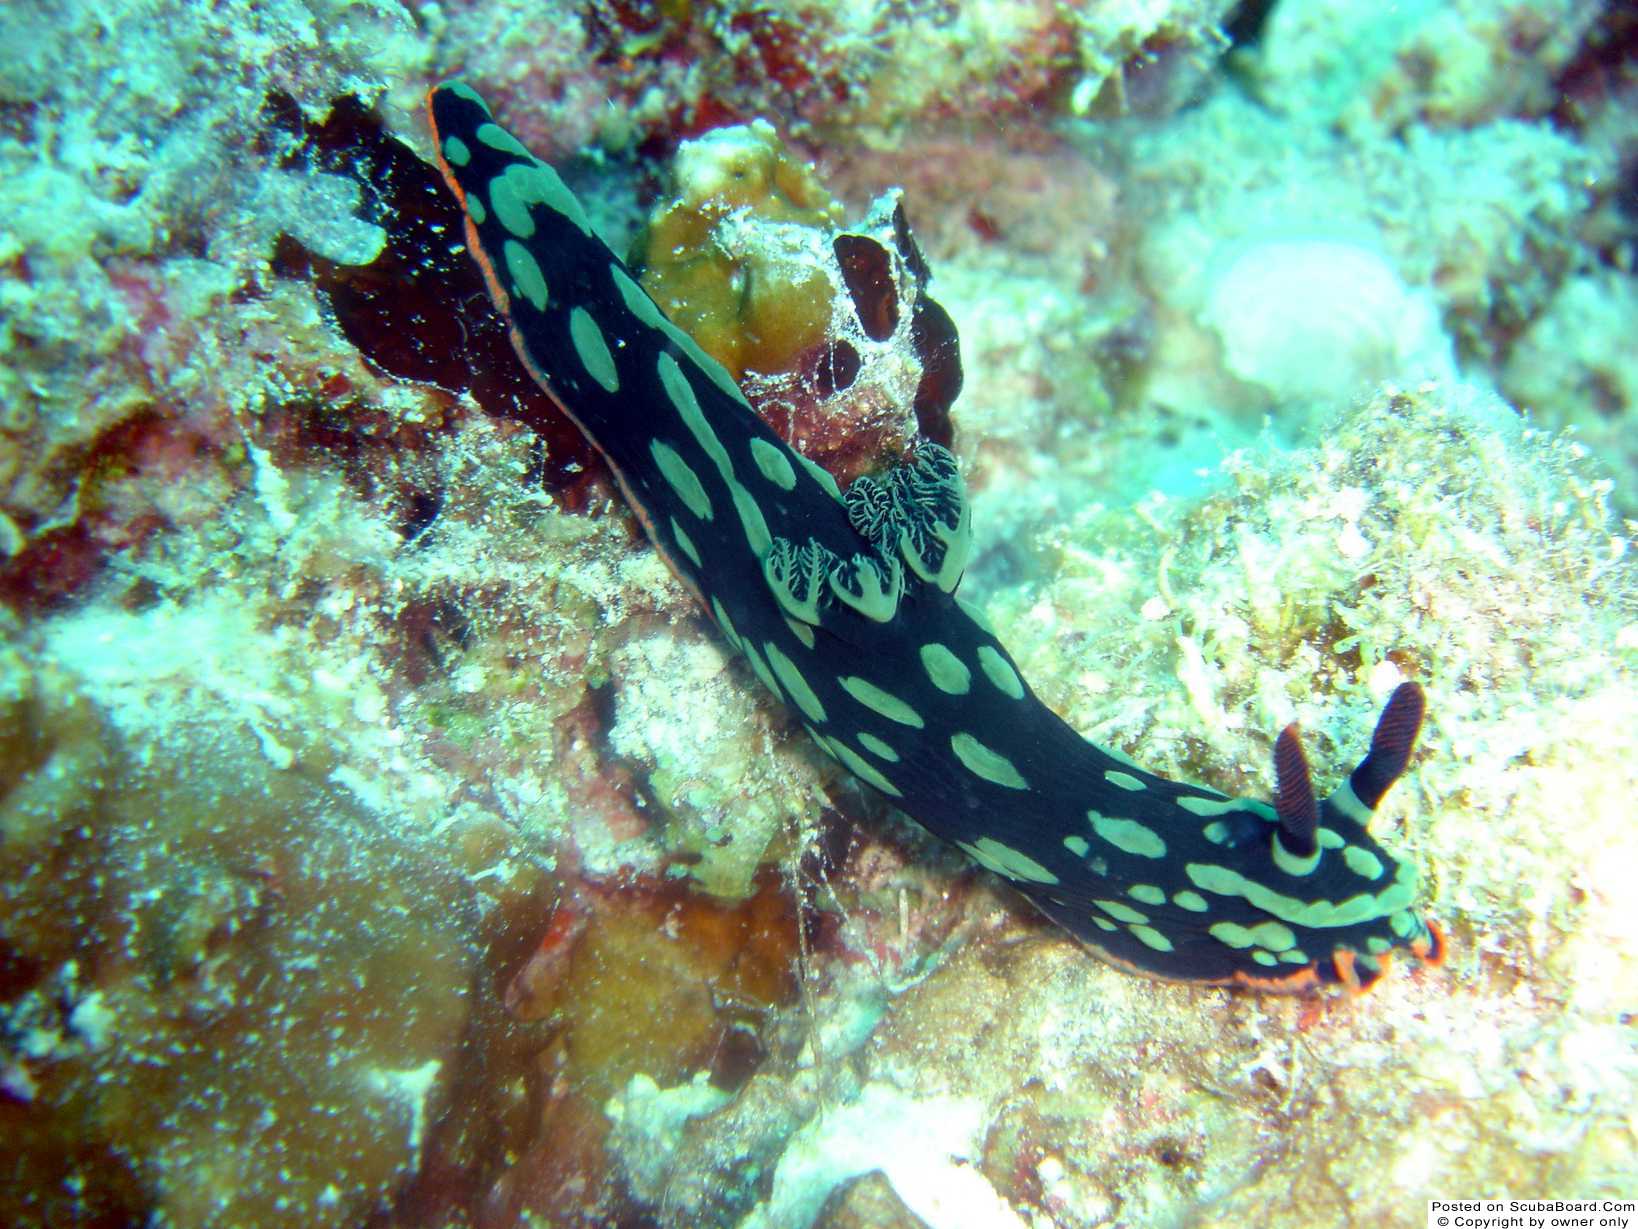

[424,81,1444,993]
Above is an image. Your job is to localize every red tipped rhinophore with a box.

[1351,682,1426,810]
[1274,724,1319,858]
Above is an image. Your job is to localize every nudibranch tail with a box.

[424,81,1443,994]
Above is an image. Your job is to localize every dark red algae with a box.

[892,204,962,449]
[264,93,613,513]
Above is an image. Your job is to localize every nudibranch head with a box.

[1024,682,1444,993]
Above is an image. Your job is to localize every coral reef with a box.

[437,0,1238,154]
[1502,271,1638,513]
[1247,0,1604,133]
[1116,89,1595,430]
[0,405,826,1227]
[0,0,430,608]
[635,120,963,484]
[2,0,1636,1225]
[1198,237,1453,404]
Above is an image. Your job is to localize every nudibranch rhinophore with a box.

[425,81,1444,992]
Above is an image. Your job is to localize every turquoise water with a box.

[1,2,1635,1226]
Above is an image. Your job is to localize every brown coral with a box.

[636,120,960,486]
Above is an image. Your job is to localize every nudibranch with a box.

[425,82,1444,992]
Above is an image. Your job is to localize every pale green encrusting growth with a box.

[6,0,1633,1217]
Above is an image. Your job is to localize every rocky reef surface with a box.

[2,1,1635,1226]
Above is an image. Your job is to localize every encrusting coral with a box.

[2,0,1636,1224]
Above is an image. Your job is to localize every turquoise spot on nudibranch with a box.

[670,518,702,569]
[740,640,782,703]
[489,171,535,240]
[919,642,970,695]
[520,162,592,235]
[975,645,1024,699]
[1343,845,1385,880]
[445,82,491,112]
[838,676,923,728]
[1209,919,1298,953]
[659,352,734,476]
[856,731,899,762]
[503,239,548,310]
[824,734,900,797]
[650,441,712,521]
[710,597,740,648]
[475,121,530,158]
[750,437,798,491]
[764,641,825,724]
[569,307,619,393]
[958,837,1058,885]
[729,479,773,557]
[614,264,669,329]
[1089,812,1166,859]
[1176,794,1243,817]
[1094,899,1148,925]
[487,162,595,243]
[1186,858,1419,930]
[1130,925,1174,953]
[443,134,471,166]
[950,732,1027,789]
[784,617,816,649]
